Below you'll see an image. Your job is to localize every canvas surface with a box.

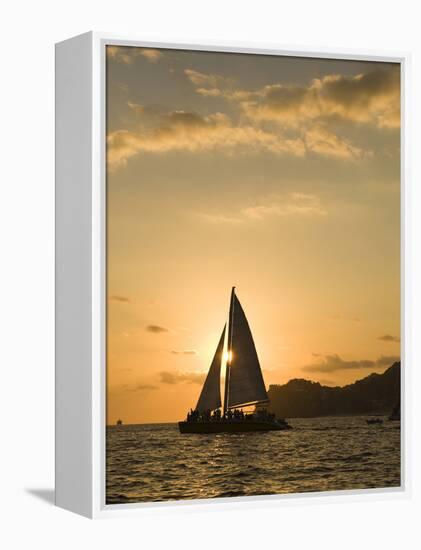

[105,45,401,504]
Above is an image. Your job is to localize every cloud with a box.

[159,371,206,385]
[107,46,163,64]
[183,69,257,102]
[378,334,400,343]
[107,110,305,170]
[197,213,244,225]
[107,46,132,64]
[130,383,159,392]
[139,49,163,63]
[376,355,400,367]
[243,193,327,219]
[146,324,169,333]
[304,125,366,160]
[127,101,145,115]
[315,69,400,127]
[238,68,400,129]
[184,67,399,159]
[302,353,400,373]
[170,350,197,355]
[195,87,225,97]
[109,67,398,171]
[197,193,327,225]
[184,69,232,89]
[109,295,131,303]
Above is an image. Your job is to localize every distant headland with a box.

[267,362,400,418]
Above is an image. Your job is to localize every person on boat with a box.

[258,408,268,420]
[200,409,210,422]
[187,408,200,422]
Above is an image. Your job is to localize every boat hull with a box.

[178,420,291,434]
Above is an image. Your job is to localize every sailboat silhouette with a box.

[179,288,291,433]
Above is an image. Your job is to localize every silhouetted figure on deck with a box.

[186,408,201,422]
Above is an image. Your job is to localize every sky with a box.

[106,46,401,425]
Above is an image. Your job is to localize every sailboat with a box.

[178,287,291,433]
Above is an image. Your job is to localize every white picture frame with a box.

[55,31,410,519]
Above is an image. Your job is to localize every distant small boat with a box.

[116,419,123,426]
[179,287,292,434]
[366,418,383,425]
[388,402,400,421]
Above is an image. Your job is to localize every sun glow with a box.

[223,350,233,364]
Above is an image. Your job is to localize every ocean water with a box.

[106,416,400,504]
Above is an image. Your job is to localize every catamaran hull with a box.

[178,420,291,434]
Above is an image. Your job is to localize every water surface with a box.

[106,416,400,504]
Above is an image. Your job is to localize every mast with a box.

[223,286,235,415]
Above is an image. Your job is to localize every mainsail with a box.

[196,324,226,412]
[225,290,268,409]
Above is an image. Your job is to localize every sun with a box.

[223,350,233,364]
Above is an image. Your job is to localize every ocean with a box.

[106,416,400,504]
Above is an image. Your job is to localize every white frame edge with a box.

[55,32,94,518]
[55,31,411,519]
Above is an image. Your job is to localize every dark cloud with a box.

[109,295,131,303]
[321,69,399,114]
[378,334,400,343]
[159,371,205,385]
[239,67,400,129]
[302,353,400,373]
[146,325,168,333]
[170,350,197,355]
[130,384,158,392]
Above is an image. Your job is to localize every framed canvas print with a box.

[55,32,409,518]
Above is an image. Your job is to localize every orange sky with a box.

[106,46,400,425]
